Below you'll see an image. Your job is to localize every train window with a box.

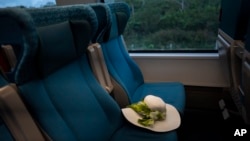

[0,0,56,8]
[1,0,221,52]
[115,0,221,51]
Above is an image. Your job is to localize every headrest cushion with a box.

[90,3,111,42]
[0,8,39,84]
[27,5,97,55]
[107,2,131,40]
[0,17,22,45]
[37,21,77,77]
[27,5,98,40]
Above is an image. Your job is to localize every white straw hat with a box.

[122,95,181,132]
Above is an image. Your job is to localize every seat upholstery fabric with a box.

[99,2,186,114]
[0,72,14,141]
[0,118,13,141]
[89,3,179,141]
[0,9,25,83]
[7,4,179,141]
[14,6,123,141]
[0,8,35,141]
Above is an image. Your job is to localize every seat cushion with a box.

[17,14,123,140]
[0,118,14,141]
[19,54,123,141]
[132,82,186,114]
[111,122,177,141]
[101,2,186,116]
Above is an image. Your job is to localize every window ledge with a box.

[130,53,219,60]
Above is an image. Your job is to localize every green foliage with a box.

[116,0,221,50]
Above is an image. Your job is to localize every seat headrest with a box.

[0,16,22,44]
[26,4,97,55]
[90,3,112,43]
[0,14,23,76]
[107,2,131,40]
[0,8,39,84]
[37,21,77,77]
[26,5,98,39]
[36,20,92,77]
[13,5,95,84]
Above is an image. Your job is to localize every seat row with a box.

[0,2,185,141]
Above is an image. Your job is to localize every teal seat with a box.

[2,5,179,141]
[0,10,23,83]
[0,8,32,141]
[97,2,186,114]
[0,73,14,141]
[14,6,121,141]
[0,118,14,141]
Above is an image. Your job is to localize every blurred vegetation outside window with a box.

[115,0,221,51]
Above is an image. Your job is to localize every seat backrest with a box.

[0,8,50,141]
[90,3,111,43]
[99,2,144,103]
[0,10,24,82]
[0,84,46,141]
[89,3,131,108]
[15,5,123,141]
[0,117,14,141]
[0,71,14,141]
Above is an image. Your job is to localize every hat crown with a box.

[144,95,166,113]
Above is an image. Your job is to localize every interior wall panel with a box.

[130,53,230,87]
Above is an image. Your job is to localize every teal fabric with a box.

[37,21,78,77]
[17,7,123,140]
[101,36,185,113]
[0,74,14,141]
[0,8,39,85]
[0,9,29,141]
[90,3,111,42]
[0,74,8,87]
[12,4,121,140]
[26,5,98,37]
[26,4,98,55]
[26,5,97,56]
[0,119,14,141]
[101,37,144,100]
[99,2,186,114]
[90,3,179,141]
[107,2,130,40]
[0,9,35,83]
[132,82,185,111]
[19,54,123,141]
[7,4,180,141]
[111,123,177,141]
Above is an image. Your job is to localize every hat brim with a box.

[122,103,181,132]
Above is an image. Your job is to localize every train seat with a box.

[0,8,54,141]
[9,5,179,141]
[0,73,46,141]
[0,11,24,83]
[88,4,180,139]
[0,72,14,141]
[95,2,186,114]
[0,117,14,141]
[15,6,121,141]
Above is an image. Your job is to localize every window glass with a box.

[0,0,56,8]
[115,0,221,51]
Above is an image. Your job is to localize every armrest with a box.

[0,84,46,141]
